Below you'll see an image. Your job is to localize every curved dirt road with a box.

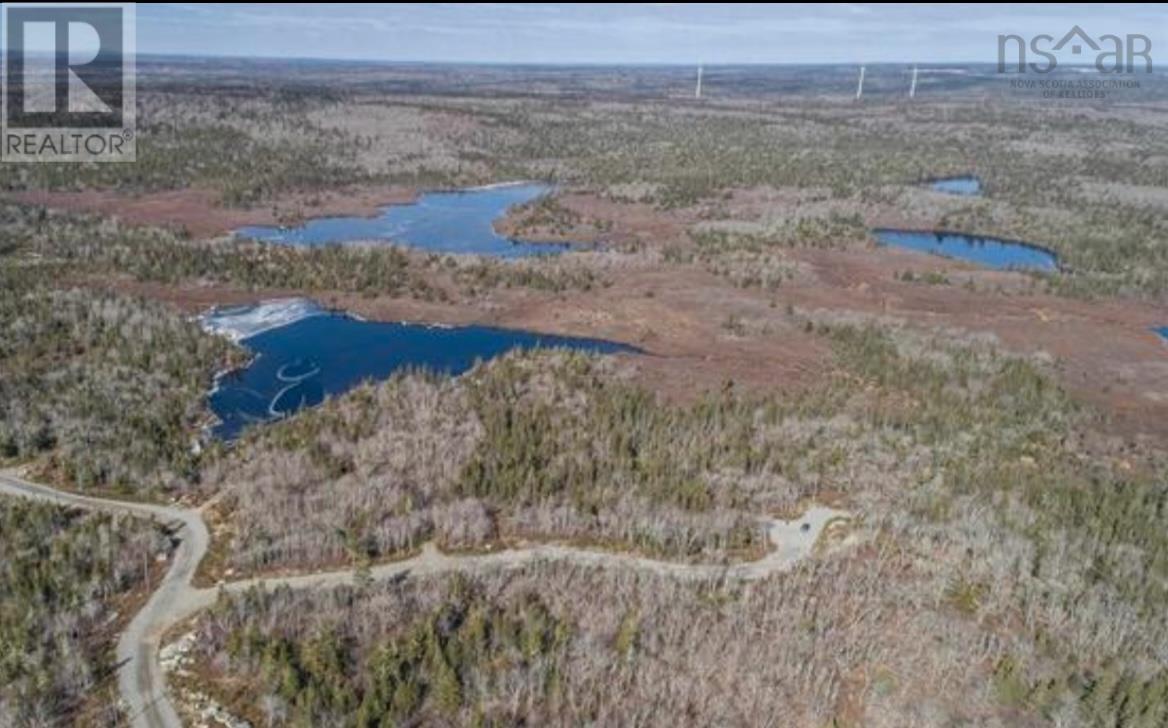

[0,471,204,728]
[0,469,848,728]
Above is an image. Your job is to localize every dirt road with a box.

[0,469,847,727]
[0,471,203,728]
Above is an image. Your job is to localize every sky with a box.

[132,3,1167,65]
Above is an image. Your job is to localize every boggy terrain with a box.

[93,203,1168,442]
[1,59,1167,726]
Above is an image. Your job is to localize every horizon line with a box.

[134,52,1127,69]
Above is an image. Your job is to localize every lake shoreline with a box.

[233,181,573,257]
[199,296,639,440]
[871,227,1061,272]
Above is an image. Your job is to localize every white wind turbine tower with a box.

[695,63,703,99]
[855,64,866,100]
[909,65,918,99]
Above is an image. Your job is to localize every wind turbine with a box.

[855,65,866,100]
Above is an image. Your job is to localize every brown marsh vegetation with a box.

[1,59,1167,726]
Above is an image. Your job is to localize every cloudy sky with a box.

[136,3,1166,64]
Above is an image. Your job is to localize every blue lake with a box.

[873,229,1058,272]
[203,300,635,439]
[235,182,569,258]
[929,176,982,196]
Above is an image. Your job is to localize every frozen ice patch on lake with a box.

[199,298,326,343]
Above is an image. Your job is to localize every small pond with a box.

[203,299,636,439]
[873,229,1058,272]
[235,182,568,258]
[928,175,982,196]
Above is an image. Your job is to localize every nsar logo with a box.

[998,25,1152,74]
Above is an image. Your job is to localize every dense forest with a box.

[187,319,1168,725]
[0,203,443,300]
[204,351,774,575]
[0,266,236,491]
[0,497,171,726]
